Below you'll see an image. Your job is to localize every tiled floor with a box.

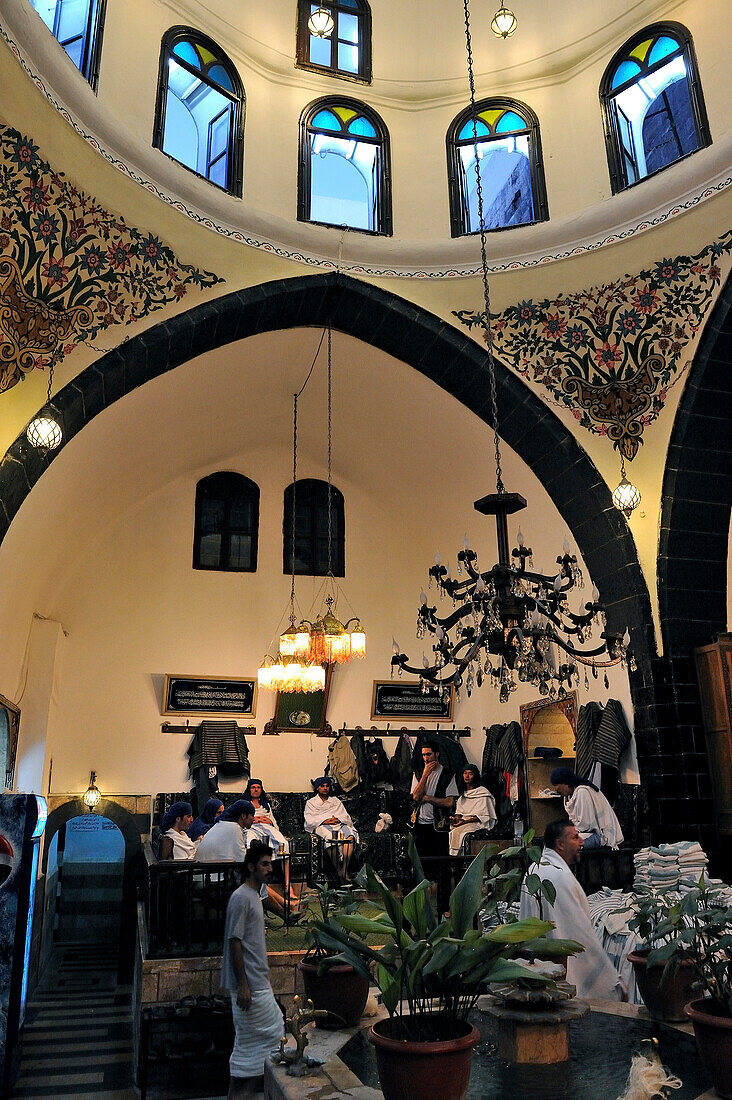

[11,943,137,1100]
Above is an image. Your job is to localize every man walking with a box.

[221,839,283,1098]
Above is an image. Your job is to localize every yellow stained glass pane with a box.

[478,109,503,131]
[629,39,652,65]
[333,106,358,125]
[198,46,218,67]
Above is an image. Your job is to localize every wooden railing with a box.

[146,861,248,958]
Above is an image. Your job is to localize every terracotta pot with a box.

[628,951,697,1022]
[685,998,732,1100]
[369,1017,480,1100]
[297,960,369,1028]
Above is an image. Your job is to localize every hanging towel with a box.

[575,701,603,779]
[328,734,360,792]
[187,721,251,778]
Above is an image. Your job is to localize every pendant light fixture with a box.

[491,4,518,39]
[391,1,632,705]
[27,358,62,451]
[612,455,642,519]
[83,770,101,811]
[308,6,335,38]
[258,391,325,694]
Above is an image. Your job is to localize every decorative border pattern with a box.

[1,17,730,279]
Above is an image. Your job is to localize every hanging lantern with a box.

[491,5,517,38]
[27,408,63,451]
[308,6,334,37]
[350,621,366,660]
[612,475,641,519]
[83,771,101,811]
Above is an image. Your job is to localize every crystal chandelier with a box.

[257,389,325,694]
[298,326,366,666]
[27,358,63,451]
[391,2,633,706]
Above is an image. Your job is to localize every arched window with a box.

[298,98,391,234]
[29,0,106,89]
[600,23,710,193]
[283,479,345,577]
[193,473,259,572]
[154,27,244,195]
[296,1,372,83]
[447,98,548,237]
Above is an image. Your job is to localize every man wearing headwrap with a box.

[304,777,359,884]
[160,801,197,860]
[188,797,224,842]
[222,840,283,1098]
[550,766,624,849]
[196,800,255,862]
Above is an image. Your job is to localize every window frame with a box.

[296,1,372,84]
[446,96,549,238]
[283,478,345,578]
[298,96,392,236]
[193,471,260,573]
[600,21,711,195]
[153,26,245,197]
[0,693,20,792]
[31,0,107,90]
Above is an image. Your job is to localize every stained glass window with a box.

[600,23,710,193]
[299,98,391,234]
[284,480,345,577]
[447,99,548,237]
[194,473,259,572]
[154,29,244,196]
[296,1,372,83]
[29,0,106,89]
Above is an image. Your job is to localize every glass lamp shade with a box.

[491,5,517,38]
[308,7,335,37]
[258,655,325,693]
[327,632,351,664]
[350,626,366,659]
[83,772,101,810]
[279,631,298,658]
[27,409,63,451]
[612,476,641,519]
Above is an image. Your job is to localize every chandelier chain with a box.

[463,0,505,495]
[327,324,333,577]
[290,393,298,607]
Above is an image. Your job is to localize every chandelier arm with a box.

[420,603,481,633]
[549,635,623,661]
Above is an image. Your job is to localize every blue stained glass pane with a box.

[458,119,490,140]
[347,116,376,137]
[611,60,641,89]
[338,41,358,72]
[173,41,201,70]
[312,109,342,132]
[648,35,680,67]
[496,110,527,134]
[338,12,359,44]
[340,0,358,7]
[207,64,233,92]
[309,35,331,67]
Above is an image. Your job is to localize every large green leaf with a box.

[408,833,426,883]
[483,917,554,944]
[403,879,436,939]
[365,865,404,940]
[485,958,547,983]
[517,936,584,957]
[337,914,394,938]
[422,938,459,976]
[449,847,488,938]
[377,962,401,1015]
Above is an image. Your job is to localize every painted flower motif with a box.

[173,282,186,300]
[594,341,623,369]
[564,325,589,348]
[9,135,39,169]
[591,304,607,326]
[80,246,106,274]
[617,309,643,336]
[139,234,164,267]
[23,178,50,212]
[632,285,658,314]
[1,214,11,232]
[654,258,681,283]
[0,234,9,251]
[32,211,60,242]
[542,312,567,341]
[41,255,70,287]
[106,241,132,270]
[513,300,538,326]
[66,217,87,243]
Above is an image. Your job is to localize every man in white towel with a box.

[519,819,626,1002]
[221,839,284,1099]
[196,800,255,862]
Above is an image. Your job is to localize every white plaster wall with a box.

[0,329,634,797]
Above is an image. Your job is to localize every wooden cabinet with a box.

[520,694,577,839]
[694,633,732,839]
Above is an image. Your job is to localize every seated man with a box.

[196,800,255,861]
[160,801,198,860]
[519,819,625,1001]
[550,767,624,849]
[304,776,359,884]
[449,764,496,855]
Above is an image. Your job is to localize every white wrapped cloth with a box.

[448,786,496,855]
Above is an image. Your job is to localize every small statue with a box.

[271,995,330,1077]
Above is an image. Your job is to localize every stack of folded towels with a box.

[633,841,708,890]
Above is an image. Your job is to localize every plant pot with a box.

[369,1017,480,1100]
[297,960,369,1028]
[685,997,732,1099]
[628,952,697,1022]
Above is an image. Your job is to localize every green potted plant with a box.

[647,876,732,1099]
[623,887,697,1022]
[310,838,582,1100]
[297,880,371,1028]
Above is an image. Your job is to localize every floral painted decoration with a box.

[453,232,732,459]
[0,126,223,395]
